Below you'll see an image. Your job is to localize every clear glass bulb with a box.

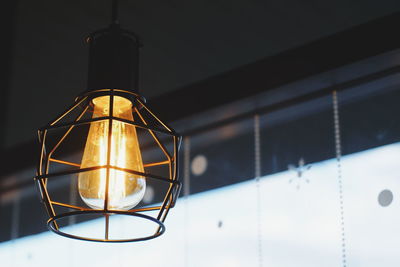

[78,95,146,210]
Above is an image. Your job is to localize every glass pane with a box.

[339,86,400,266]
[259,95,342,265]
[189,119,254,194]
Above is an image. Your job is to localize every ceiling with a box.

[3,0,400,148]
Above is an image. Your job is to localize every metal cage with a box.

[34,89,181,242]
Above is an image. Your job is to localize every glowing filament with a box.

[78,96,146,210]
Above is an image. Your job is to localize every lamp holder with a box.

[86,23,141,94]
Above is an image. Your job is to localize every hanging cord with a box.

[183,137,191,267]
[111,0,119,25]
[11,194,20,240]
[254,114,263,267]
[332,90,347,267]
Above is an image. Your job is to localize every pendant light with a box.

[34,0,181,242]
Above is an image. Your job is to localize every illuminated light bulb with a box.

[78,95,146,210]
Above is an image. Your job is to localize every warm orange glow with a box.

[78,96,146,210]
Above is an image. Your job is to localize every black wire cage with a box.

[34,88,182,242]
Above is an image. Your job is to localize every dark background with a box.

[1,0,400,242]
[2,0,400,149]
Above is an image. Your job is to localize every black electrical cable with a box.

[111,0,119,25]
